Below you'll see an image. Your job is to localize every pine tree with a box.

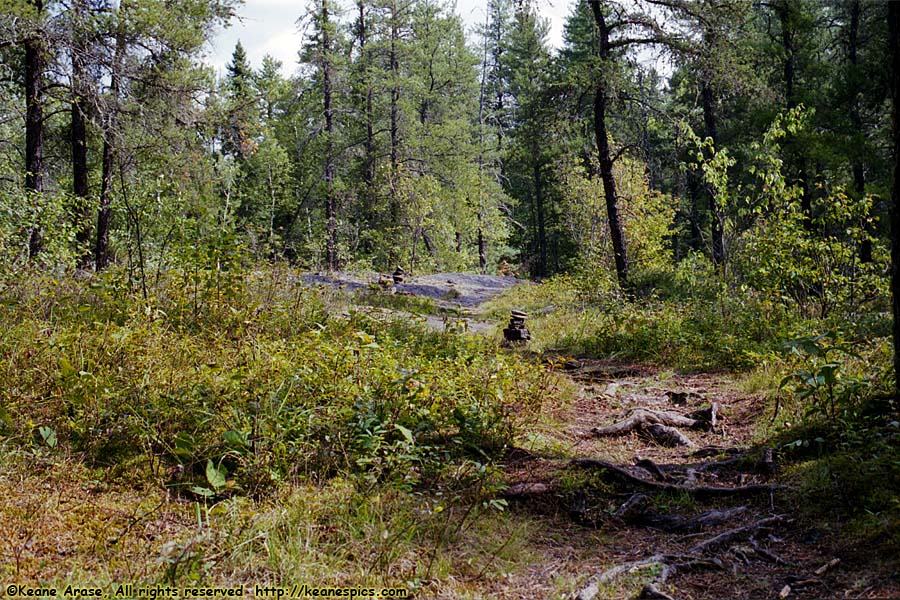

[503,0,554,276]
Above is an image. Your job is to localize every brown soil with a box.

[494,359,899,600]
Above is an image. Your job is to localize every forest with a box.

[0,0,899,598]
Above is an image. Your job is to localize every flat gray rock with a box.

[302,271,522,308]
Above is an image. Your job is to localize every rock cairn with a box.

[503,310,531,344]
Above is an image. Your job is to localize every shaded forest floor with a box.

[1,271,898,599]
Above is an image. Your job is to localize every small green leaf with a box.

[799,339,822,356]
[223,430,250,449]
[174,432,196,459]
[39,426,57,448]
[206,459,227,492]
[191,486,215,498]
[395,424,414,445]
[0,404,13,429]
[59,357,76,379]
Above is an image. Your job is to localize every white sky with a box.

[205,0,576,77]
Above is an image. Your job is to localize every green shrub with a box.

[0,268,550,499]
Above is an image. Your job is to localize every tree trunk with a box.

[322,0,337,270]
[96,14,126,271]
[637,69,654,189]
[476,7,490,275]
[779,1,795,110]
[848,0,872,263]
[534,158,547,277]
[701,81,725,266]
[478,221,487,274]
[490,0,505,152]
[589,1,628,287]
[356,0,375,235]
[24,0,45,259]
[776,0,813,231]
[689,182,703,250]
[95,144,115,271]
[72,4,91,265]
[594,87,627,285]
[389,0,400,224]
[889,1,900,400]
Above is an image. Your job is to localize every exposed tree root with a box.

[611,493,748,532]
[591,408,702,435]
[573,515,788,600]
[688,402,721,430]
[634,457,669,480]
[692,446,778,479]
[643,423,696,447]
[501,482,550,500]
[572,552,723,600]
[572,553,668,600]
[612,493,653,520]
[758,447,777,475]
[591,404,721,447]
[694,454,746,473]
[570,458,783,498]
[689,515,788,554]
[692,445,745,458]
[638,583,677,600]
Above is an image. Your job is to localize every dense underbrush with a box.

[0,266,552,500]
[487,260,900,561]
[486,255,891,372]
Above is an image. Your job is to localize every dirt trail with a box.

[496,361,877,600]
[312,274,888,599]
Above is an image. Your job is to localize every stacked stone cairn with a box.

[503,310,531,344]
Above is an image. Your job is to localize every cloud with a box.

[205,0,576,77]
[259,30,304,72]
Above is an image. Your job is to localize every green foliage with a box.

[558,155,676,279]
[353,286,439,315]
[0,268,550,499]
[779,331,872,422]
[677,107,889,320]
[773,354,900,555]
[0,188,79,276]
[495,270,801,370]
